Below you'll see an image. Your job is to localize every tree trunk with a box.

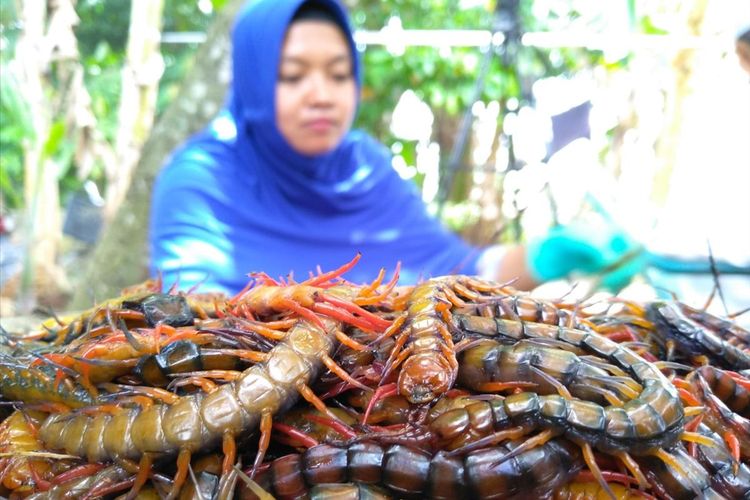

[70,0,246,309]
[13,1,80,312]
[651,0,708,205]
[104,0,165,221]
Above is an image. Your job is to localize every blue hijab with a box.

[149,0,481,293]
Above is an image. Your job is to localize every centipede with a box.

[2,257,749,499]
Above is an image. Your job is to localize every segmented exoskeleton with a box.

[36,258,395,499]
[38,315,342,497]
[452,321,685,455]
[688,365,750,419]
[384,275,513,404]
[39,292,195,346]
[692,423,750,499]
[249,437,582,500]
[646,301,750,370]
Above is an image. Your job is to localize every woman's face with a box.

[276,20,357,156]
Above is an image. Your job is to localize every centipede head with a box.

[398,353,454,404]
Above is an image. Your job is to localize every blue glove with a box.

[527,221,644,292]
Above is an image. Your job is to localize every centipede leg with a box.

[333,329,370,351]
[613,451,648,490]
[297,382,349,427]
[250,410,273,478]
[125,452,153,500]
[363,383,398,424]
[723,430,741,473]
[446,425,530,457]
[222,430,237,477]
[379,341,413,388]
[581,443,616,500]
[165,448,191,500]
[650,448,696,494]
[273,422,320,448]
[483,428,555,466]
[279,298,326,330]
[320,353,371,391]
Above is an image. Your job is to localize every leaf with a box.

[41,120,67,163]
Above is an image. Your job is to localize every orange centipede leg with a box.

[166,448,191,500]
[125,452,153,500]
[250,411,272,478]
[222,431,237,477]
[320,354,370,392]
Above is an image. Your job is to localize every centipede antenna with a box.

[729,304,750,320]
[706,241,730,317]
[36,305,65,327]
[118,317,148,352]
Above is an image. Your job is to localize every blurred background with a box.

[0,0,748,322]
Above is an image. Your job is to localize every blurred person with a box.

[736,25,750,76]
[148,0,641,295]
[643,23,750,323]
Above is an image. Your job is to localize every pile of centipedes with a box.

[1,254,749,499]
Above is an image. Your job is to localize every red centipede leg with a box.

[363,383,398,424]
[727,370,750,391]
[27,462,52,491]
[304,413,358,439]
[279,298,326,330]
[272,422,319,448]
[304,252,361,286]
[85,478,137,500]
[165,448,191,500]
[684,414,704,457]
[250,411,273,478]
[723,430,741,474]
[318,295,392,331]
[51,463,107,486]
[676,388,702,407]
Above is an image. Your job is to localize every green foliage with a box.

[0,66,30,210]
[0,1,218,212]
[0,0,654,229]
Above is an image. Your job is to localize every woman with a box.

[149,0,639,294]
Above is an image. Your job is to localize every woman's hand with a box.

[526,221,645,292]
